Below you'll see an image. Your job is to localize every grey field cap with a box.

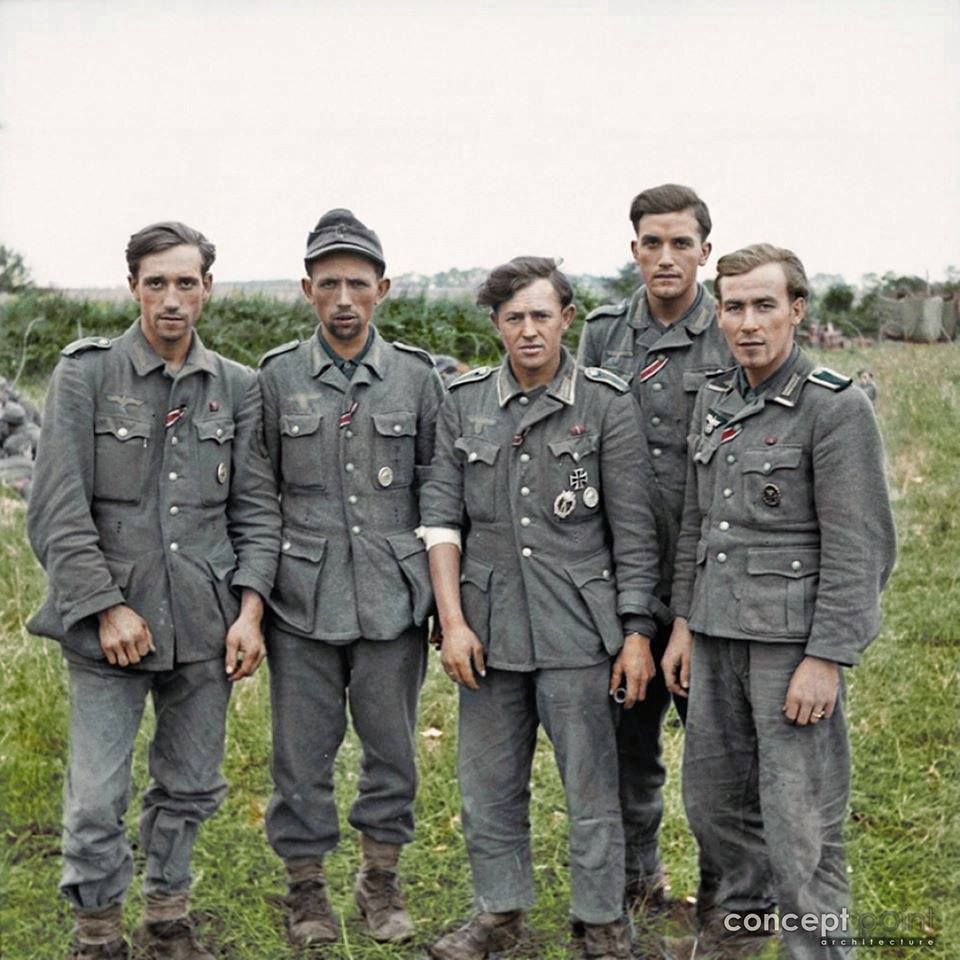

[304,208,385,273]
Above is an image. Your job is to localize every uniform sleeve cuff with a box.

[231,570,273,602]
[416,526,462,551]
[803,641,859,667]
[622,614,656,639]
[60,587,126,632]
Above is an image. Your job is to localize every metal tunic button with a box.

[520,517,531,527]
[519,396,529,405]
[726,453,736,464]
[651,416,661,426]
[520,453,530,463]
[791,560,802,571]
[291,424,300,434]
[170,542,179,552]
[602,569,610,579]
[351,525,360,534]
[652,448,662,457]
[117,427,129,438]
[521,547,532,558]
[348,494,358,504]
[520,486,530,496]
[282,541,291,551]
[170,436,179,445]
[717,552,727,562]
[168,471,178,481]
[169,506,179,515]
[763,462,772,473]
[572,452,580,462]
[719,520,730,531]
[468,452,478,462]
[723,487,733,498]
[216,428,223,437]
[345,429,353,439]
[345,462,355,472]
[651,382,663,391]
[393,424,402,433]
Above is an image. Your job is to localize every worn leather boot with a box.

[282,861,340,946]
[429,910,525,960]
[583,916,633,959]
[354,835,415,942]
[132,917,214,960]
[68,905,129,960]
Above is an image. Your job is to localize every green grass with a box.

[1,343,958,958]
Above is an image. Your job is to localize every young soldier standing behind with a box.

[258,209,445,949]
[578,185,753,921]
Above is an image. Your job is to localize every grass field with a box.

[1,343,958,959]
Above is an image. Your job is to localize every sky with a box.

[1,0,957,289]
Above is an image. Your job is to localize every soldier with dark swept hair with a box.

[421,256,664,960]
[578,185,747,926]
[28,221,280,960]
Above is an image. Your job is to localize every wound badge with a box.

[378,466,394,487]
[217,462,228,485]
[762,483,781,507]
[554,490,577,519]
[582,486,599,509]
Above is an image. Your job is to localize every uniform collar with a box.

[497,348,577,408]
[628,282,715,339]
[735,344,803,404]
[127,321,218,377]
[310,325,386,380]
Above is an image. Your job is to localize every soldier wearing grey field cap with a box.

[662,243,896,960]
[258,208,445,948]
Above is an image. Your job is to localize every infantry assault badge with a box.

[554,490,576,519]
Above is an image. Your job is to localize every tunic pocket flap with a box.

[280,528,328,562]
[372,411,417,438]
[280,411,323,438]
[385,529,426,561]
[195,417,235,444]
[742,445,803,474]
[455,436,500,466]
[746,545,819,578]
[565,552,614,589]
[206,542,238,580]
[548,434,599,460]
[94,415,151,442]
[460,555,493,591]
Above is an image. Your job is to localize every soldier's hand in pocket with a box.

[97,604,154,667]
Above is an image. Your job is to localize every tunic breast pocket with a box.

[737,545,820,637]
[279,411,324,488]
[741,445,812,525]
[371,411,417,489]
[547,434,600,523]
[455,436,500,523]
[93,415,152,503]
[194,417,235,505]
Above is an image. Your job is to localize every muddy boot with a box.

[133,894,213,960]
[282,860,340,947]
[429,911,525,960]
[354,835,415,942]
[68,905,129,960]
[583,917,633,959]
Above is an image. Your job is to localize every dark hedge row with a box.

[1,288,599,381]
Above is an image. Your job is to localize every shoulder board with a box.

[807,367,853,392]
[61,335,113,357]
[258,339,300,368]
[392,340,434,366]
[449,366,494,389]
[582,366,629,393]
[584,301,628,323]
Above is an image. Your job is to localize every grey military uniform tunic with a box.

[420,349,663,666]
[259,327,444,641]
[672,347,896,960]
[26,321,281,911]
[28,322,281,668]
